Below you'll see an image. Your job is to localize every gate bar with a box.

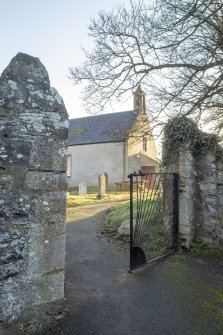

[129,173,134,270]
[128,172,179,270]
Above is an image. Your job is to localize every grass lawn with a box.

[67,188,165,252]
[67,188,164,238]
[104,200,132,233]
[66,188,130,224]
[104,198,162,235]
[67,188,130,207]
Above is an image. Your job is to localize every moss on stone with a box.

[163,116,223,164]
[161,252,223,332]
[71,127,86,138]
[200,247,223,259]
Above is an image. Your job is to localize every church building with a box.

[67,86,159,188]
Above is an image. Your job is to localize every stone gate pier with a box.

[0,53,68,321]
[163,117,223,248]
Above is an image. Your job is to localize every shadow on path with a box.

[46,203,223,334]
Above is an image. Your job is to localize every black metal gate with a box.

[128,172,179,270]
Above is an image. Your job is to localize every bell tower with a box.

[134,84,146,113]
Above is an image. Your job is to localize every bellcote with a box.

[133,84,146,113]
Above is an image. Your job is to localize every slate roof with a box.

[68,110,138,145]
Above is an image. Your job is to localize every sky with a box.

[0,0,132,119]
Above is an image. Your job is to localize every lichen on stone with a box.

[0,52,68,322]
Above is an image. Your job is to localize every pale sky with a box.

[0,0,132,119]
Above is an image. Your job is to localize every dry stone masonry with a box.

[163,117,223,248]
[0,53,68,321]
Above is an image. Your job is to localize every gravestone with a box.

[103,172,108,188]
[0,53,68,322]
[97,173,107,199]
[79,182,87,195]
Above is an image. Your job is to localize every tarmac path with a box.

[2,202,222,335]
[54,202,223,335]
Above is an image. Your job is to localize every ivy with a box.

[163,116,223,163]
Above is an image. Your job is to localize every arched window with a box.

[143,137,147,152]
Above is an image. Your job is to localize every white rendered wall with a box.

[68,142,125,187]
[127,136,158,175]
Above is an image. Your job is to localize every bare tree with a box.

[70,0,223,138]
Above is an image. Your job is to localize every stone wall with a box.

[195,151,219,246]
[217,161,223,241]
[0,53,68,321]
[163,117,223,248]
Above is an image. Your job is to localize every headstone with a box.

[0,53,68,322]
[79,183,87,195]
[97,173,107,199]
[103,172,108,188]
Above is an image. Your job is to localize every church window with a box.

[143,137,147,152]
